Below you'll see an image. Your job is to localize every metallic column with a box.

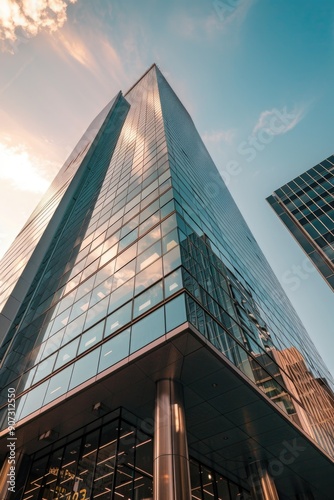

[0,450,26,500]
[248,461,279,500]
[154,379,191,500]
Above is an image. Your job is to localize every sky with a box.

[0,0,333,375]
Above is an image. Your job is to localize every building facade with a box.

[267,156,334,290]
[0,65,334,499]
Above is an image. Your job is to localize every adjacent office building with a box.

[267,156,334,290]
[0,65,334,500]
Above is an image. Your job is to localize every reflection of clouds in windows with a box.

[133,281,163,318]
[135,258,163,295]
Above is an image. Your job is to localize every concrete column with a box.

[154,379,191,500]
[248,461,279,500]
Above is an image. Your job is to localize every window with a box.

[164,269,182,298]
[165,294,186,332]
[44,365,73,405]
[78,322,104,354]
[136,241,161,272]
[105,302,132,337]
[109,278,135,313]
[133,282,163,318]
[135,259,163,295]
[130,306,165,353]
[55,337,80,370]
[69,348,101,390]
[163,246,181,274]
[84,296,109,330]
[99,329,130,373]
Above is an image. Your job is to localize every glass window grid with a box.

[6,292,187,424]
[181,260,289,379]
[21,413,248,500]
[44,183,173,315]
[1,67,332,464]
[174,190,308,359]
[7,267,184,408]
[178,209,305,376]
[184,293,304,420]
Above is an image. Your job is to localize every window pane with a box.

[119,228,138,251]
[105,302,132,337]
[84,296,109,330]
[163,246,181,274]
[77,430,100,499]
[69,293,91,322]
[93,422,117,496]
[139,199,159,223]
[113,260,136,290]
[91,276,113,305]
[100,244,118,268]
[130,307,165,353]
[109,278,135,313]
[162,228,179,254]
[69,348,101,390]
[62,313,86,344]
[136,240,161,272]
[229,482,240,499]
[94,260,115,287]
[164,268,183,298]
[99,329,130,372]
[139,211,160,236]
[115,244,137,271]
[33,354,56,384]
[55,337,80,369]
[165,294,186,332]
[161,213,177,236]
[201,466,215,499]
[78,321,104,354]
[133,281,163,318]
[135,259,163,295]
[44,365,73,405]
[137,226,161,254]
[160,200,175,218]
[19,381,48,420]
[217,476,231,499]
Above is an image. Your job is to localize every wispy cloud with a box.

[52,28,95,68]
[202,128,236,144]
[49,26,128,91]
[0,0,77,53]
[252,105,307,137]
[0,141,54,192]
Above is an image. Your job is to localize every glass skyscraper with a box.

[0,65,333,500]
[267,156,334,290]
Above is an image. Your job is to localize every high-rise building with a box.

[267,156,334,290]
[0,65,333,500]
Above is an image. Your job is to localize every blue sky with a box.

[0,0,333,374]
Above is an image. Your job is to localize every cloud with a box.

[53,29,95,68]
[202,128,236,144]
[0,141,53,192]
[49,23,127,88]
[0,0,77,52]
[252,106,306,137]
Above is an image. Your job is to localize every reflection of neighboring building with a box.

[267,157,334,290]
[0,65,334,500]
[251,345,334,456]
[275,347,334,454]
